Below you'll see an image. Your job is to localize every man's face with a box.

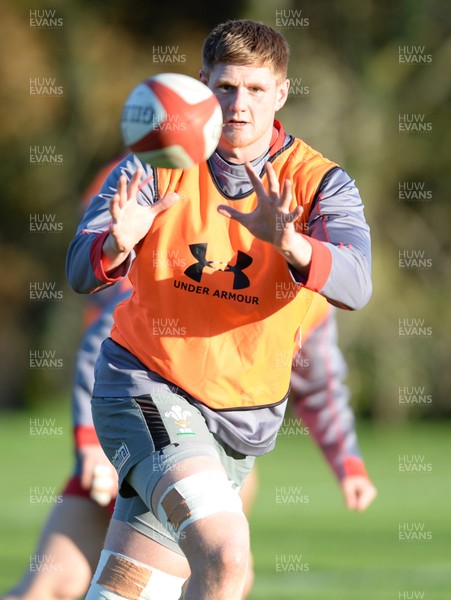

[200,63,289,163]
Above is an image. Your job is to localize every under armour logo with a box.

[184,243,252,289]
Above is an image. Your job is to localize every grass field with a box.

[1,402,450,599]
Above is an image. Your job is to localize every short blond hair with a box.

[202,19,290,82]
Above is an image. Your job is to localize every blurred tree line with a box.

[0,0,449,422]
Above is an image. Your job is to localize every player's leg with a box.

[100,478,255,600]
[146,454,250,600]
[86,513,189,600]
[88,527,246,600]
[89,468,254,600]
[90,390,254,600]
[240,465,259,515]
[2,494,110,600]
[239,467,259,598]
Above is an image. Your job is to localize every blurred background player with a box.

[242,293,377,516]
[0,159,127,600]
[1,280,376,600]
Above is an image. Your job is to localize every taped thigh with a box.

[86,549,185,600]
[157,469,244,542]
[112,493,184,556]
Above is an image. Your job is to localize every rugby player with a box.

[66,19,372,600]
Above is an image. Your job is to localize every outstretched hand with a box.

[217,162,312,273]
[79,444,119,506]
[218,161,302,245]
[341,476,377,512]
[102,168,180,272]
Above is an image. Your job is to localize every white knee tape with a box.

[157,470,243,542]
[85,549,186,600]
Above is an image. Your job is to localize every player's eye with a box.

[217,84,234,92]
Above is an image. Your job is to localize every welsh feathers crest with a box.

[165,405,194,435]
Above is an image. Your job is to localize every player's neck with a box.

[216,128,275,165]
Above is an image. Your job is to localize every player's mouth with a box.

[225,119,250,128]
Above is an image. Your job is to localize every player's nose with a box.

[229,87,247,113]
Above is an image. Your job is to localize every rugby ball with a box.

[120,73,223,168]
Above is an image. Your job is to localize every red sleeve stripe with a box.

[89,231,126,283]
[320,315,346,474]
[74,425,99,448]
[343,456,369,479]
[302,235,332,292]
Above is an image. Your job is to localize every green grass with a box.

[248,421,451,599]
[1,404,450,598]
[0,404,74,585]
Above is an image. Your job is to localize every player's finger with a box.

[245,162,268,198]
[127,167,143,200]
[280,178,294,210]
[356,483,377,511]
[117,175,128,209]
[217,204,246,221]
[290,205,304,224]
[90,464,116,506]
[109,193,121,224]
[265,162,280,198]
[342,478,362,510]
[344,486,358,510]
[152,192,181,214]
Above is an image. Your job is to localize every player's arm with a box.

[287,165,372,311]
[72,297,125,451]
[291,310,376,511]
[66,155,171,293]
[296,167,372,311]
[67,154,145,293]
[71,301,129,501]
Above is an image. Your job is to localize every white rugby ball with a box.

[121,73,223,168]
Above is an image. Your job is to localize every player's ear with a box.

[199,70,208,85]
[275,78,290,111]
